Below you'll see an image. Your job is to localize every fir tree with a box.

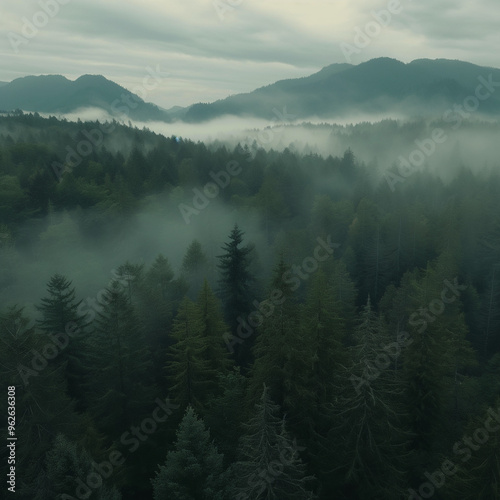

[217,224,255,366]
[151,406,230,499]
[167,296,212,412]
[36,274,90,406]
[233,385,316,499]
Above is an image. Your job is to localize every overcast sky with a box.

[1,0,499,109]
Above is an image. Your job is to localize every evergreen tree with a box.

[151,406,230,499]
[0,307,86,497]
[324,297,410,499]
[140,254,176,389]
[205,369,248,465]
[217,224,255,366]
[401,252,475,477]
[301,269,346,434]
[33,434,121,500]
[233,384,316,499]
[167,296,212,412]
[182,239,208,298]
[36,274,90,406]
[442,400,500,500]
[249,257,310,436]
[196,279,232,380]
[87,280,156,439]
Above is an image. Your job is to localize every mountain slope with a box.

[0,74,170,122]
[183,58,500,122]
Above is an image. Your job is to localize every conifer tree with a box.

[139,254,176,388]
[0,307,85,497]
[34,434,121,500]
[442,400,500,500]
[151,406,230,499]
[182,239,209,298]
[249,257,310,433]
[87,280,156,439]
[323,297,410,499]
[196,279,232,380]
[36,274,90,406]
[167,296,212,412]
[233,384,316,499]
[217,224,255,365]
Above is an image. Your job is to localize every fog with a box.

[41,108,500,184]
[4,107,500,319]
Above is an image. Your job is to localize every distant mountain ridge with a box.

[0,74,170,122]
[2,58,500,123]
[183,57,500,122]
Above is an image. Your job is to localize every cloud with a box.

[1,0,499,108]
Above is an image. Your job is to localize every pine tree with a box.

[233,384,316,499]
[140,254,176,389]
[167,296,212,412]
[205,369,248,465]
[217,224,255,366]
[0,307,86,497]
[151,406,230,499]
[324,297,410,499]
[401,252,475,474]
[196,279,232,381]
[36,274,90,406]
[301,269,346,430]
[87,280,156,439]
[182,239,209,298]
[33,434,122,500]
[249,257,309,433]
[442,400,500,500]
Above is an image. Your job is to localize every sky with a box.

[1,0,499,109]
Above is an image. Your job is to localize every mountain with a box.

[183,58,500,122]
[0,74,171,122]
[3,58,500,124]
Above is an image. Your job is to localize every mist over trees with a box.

[2,111,500,499]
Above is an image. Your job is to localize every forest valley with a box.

[1,112,500,499]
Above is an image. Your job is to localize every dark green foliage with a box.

[87,280,157,440]
[217,224,255,366]
[151,406,230,499]
[232,385,316,499]
[3,113,500,499]
[36,274,90,407]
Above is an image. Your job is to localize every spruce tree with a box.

[34,434,122,500]
[217,224,255,366]
[324,297,410,499]
[36,274,90,406]
[87,280,156,439]
[249,257,310,435]
[182,239,209,298]
[196,279,232,381]
[151,406,230,499]
[233,385,316,499]
[167,296,212,412]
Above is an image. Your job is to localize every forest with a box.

[1,112,500,499]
